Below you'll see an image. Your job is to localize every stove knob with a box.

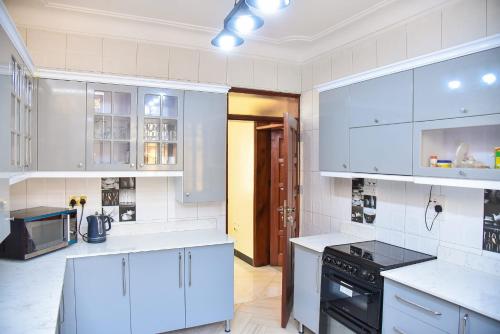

[347,264,353,271]
[351,267,358,275]
[368,273,376,282]
[324,257,331,263]
[335,260,342,267]
[342,263,348,270]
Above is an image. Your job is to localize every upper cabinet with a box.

[414,47,500,121]
[349,70,413,127]
[319,87,350,172]
[86,83,138,171]
[177,91,227,203]
[137,87,183,171]
[38,79,86,171]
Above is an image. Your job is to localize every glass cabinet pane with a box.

[162,95,178,118]
[161,119,177,141]
[93,141,111,164]
[161,143,177,165]
[113,92,131,115]
[113,142,131,164]
[94,91,112,114]
[144,142,160,165]
[10,95,15,130]
[113,117,131,140]
[10,132,15,165]
[144,118,160,141]
[94,115,112,139]
[144,94,161,116]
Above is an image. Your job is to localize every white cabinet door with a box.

[129,249,186,333]
[60,259,77,334]
[460,308,500,334]
[74,254,131,334]
[185,243,234,328]
[293,245,322,333]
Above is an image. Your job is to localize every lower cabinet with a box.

[129,249,186,333]
[73,254,131,334]
[293,245,322,333]
[60,259,77,334]
[460,308,500,334]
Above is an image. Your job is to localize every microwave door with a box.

[24,218,67,259]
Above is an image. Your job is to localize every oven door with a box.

[24,216,68,258]
[320,267,382,330]
[320,304,378,334]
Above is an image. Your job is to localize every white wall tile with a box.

[312,89,319,130]
[137,43,170,79]
[312,55,332,85]
[198,50,227,84]
[311,129,319,172]
[375,227,405,247]
[332,47,353,80]
[405,234,439,256]
[374,180,406,231]
[9,181,26,211]
[301,63,313,92]
[377,26,407,66]
[135,177,168,222]
[168,47,199,82]
[300,90,313,131]
[253,59,278,91]
[66,34,102,72]
[407,11,442,58]
[352,38,377,74]
[227,55,253,87]
[302,171,312,213]
[301,130,312,173]
[102,38,137,75]
[167,178,197,219]
[27,29,66,69]
[487,0,500,35]
[198,201,226,218]
[404,183,440,240]
[442,0,487,48]
[277,63,301,93]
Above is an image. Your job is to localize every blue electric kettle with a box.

[83,213,112,243]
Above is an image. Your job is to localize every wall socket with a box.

[69,195,87,207]
[426,193,445,223]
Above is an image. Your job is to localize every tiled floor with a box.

[171,257,305,334]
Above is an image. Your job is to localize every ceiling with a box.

[37,0,393,44]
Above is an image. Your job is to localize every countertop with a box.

[290,232,370,253]
[0,229,233,334]
[381,259,500,322]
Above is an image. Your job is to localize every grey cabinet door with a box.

[178,91,227,203]
[460,308,500,334]
[185,244,234,328]
[319,87,350,172]
[293,245,322,333]
[137,87,184,171]
[350,123,413,175]
[349,70,413,127]
[0,178,9,244]
[86,83,137,171]
[414,47,500,121]
[60,259,77,334]
[74,254,131,334]
[38,79,86,171]
[129,249,186,333]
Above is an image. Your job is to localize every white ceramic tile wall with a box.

[253,59,278,91]
[9,177,225,233]
[198,50,227,85]
[136,42,170,79]
[406,11,442,58]
[66,34,103,73]
[102,38,137,75]
[168,46,199,82]
[442,0,487,48]
[26,29,66,69]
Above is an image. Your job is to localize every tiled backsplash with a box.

[9,177,226,234]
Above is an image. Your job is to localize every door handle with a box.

[179,252,183,288]
[395,294,441,316]
[316,255,321,294]
[393,326,407,334]
[461,313,469,334]
[188,251,192,287]
[122,258,127,296]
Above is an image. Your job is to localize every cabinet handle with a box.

[458,170,466,177]
[178,252,183,288]
[185,193,191,198]
[374,118,379,124]
[460,108,468,114]
[188,251,192,287]
[61,292,65,324]
[462,313,469,334]
[393,326,406,334]
[78,162,83,168]
[316,255,321,293]
[395,294,442,316]
[342,163,347,169]
[122,258,126,296]
[374,167,379,172]
[130,163,135,168]
[140,163,144,167]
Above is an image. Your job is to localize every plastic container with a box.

[429,155,438,167]
[436,160,452,168]
[496,147,500,169]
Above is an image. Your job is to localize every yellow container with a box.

[496,147,500,169]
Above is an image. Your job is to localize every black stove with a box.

[319,241,436,334]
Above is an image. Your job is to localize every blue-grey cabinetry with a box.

[319,87,350,172]
[129,249,186,333]
[414,47,500,121]
[460,308,500,334]
[185,244,234,328]
[350,123,413,175]
[74,254,131,334]
[293,244,322,333]
[177,91,227,203]
[59,260,76,334]
[349,70,413,127]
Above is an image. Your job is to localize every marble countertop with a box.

[382,259,500,322]
[0,229,233,334]
[290,232,370,253]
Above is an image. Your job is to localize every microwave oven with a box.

[0,207,78,260]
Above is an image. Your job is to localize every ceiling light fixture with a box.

[225,0,264,35]
[447,80,461,90]
[245,0,290,14]
[211,29,244,51]
[482,73,497,85]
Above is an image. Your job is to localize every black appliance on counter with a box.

[319,241,436,334]
[0,207,78,260]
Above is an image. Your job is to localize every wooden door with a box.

[270,129,285,266]
[281,112,299,328]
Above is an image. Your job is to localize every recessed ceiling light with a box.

[246,0,290,14]
[211,29,244,51]
[447,80,461,90]
[482,73,497,85]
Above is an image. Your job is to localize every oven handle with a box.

[322,307,373,334]
[324,272,379,297]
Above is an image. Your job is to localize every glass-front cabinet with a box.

[86,83,137,171]
[138,87,183,170]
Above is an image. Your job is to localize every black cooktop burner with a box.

[325,240,436,270]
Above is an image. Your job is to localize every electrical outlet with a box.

[426,194,445,224]
[69,195,80,207]
[79,195,87,205]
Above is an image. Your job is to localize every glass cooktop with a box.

[326,240,436,270]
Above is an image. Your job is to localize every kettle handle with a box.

[104,215,112,231]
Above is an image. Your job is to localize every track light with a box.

[211,29,244,51]
[225,0,264,35]
[245,0,290,14]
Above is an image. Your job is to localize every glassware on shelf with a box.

[94,115,112,139]
[94,91,111,114]
[144,142,160,165]
[162,95,178,118]
[112,117,131,140]
[161,120,177,141]
[144,94,161,116]
[144,118,160,141]
[162,143,177,165]
[93,141,111,164]
[113,142,130,164]
[113,92,131,115]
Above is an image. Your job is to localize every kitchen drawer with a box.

[349,123,413,175]
[349,70,413,127]
[382,304,448,334]
[384,279,459,333]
